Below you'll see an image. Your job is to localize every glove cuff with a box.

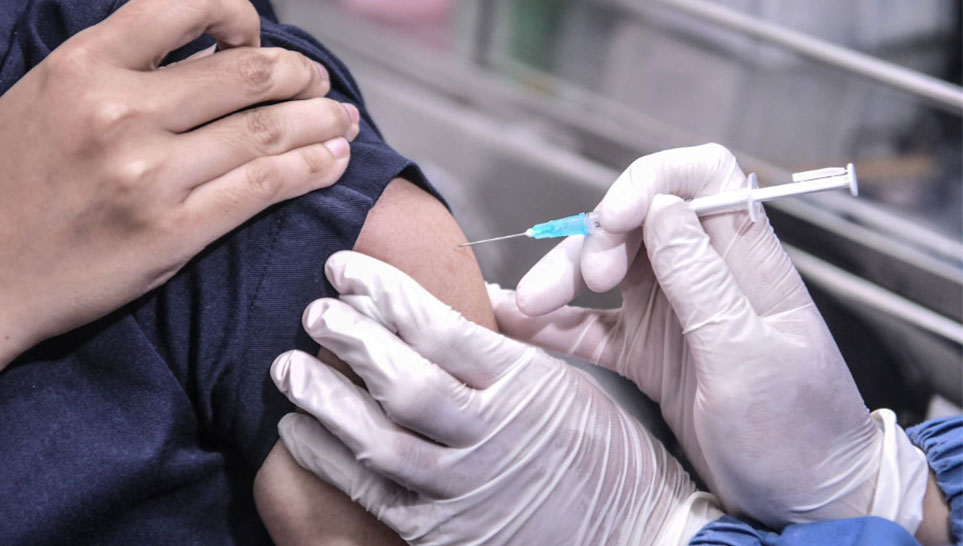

[654,491,725,546]
[868,409,928,534]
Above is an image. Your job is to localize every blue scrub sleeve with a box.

[906,415,962,544]
[690,515,920,546]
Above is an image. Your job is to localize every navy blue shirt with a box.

[0,1,432,544]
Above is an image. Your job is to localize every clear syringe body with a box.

[689,164,857,219]
[458,164,857,247]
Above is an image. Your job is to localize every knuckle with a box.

[627,155,651,176]
[245,107,285,149]
[367,438,429,484]
[296,51,317,79]
[192,0,218,14]
[698,142,743,188]
[45,40,93,77]
[175,0,219,28]
[244,159,283,198]
[88,99,142,134]
[700,141,736,165]
[321,99,352,131]
[236,49,278,94]
[362,443,395,474]
[286,50,319,92]
[298,145,328,175]
[107,155,157,194]
[384,389,424,426]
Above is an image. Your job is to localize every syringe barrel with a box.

[688,190,752,216]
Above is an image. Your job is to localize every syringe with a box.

[458,164,857,247]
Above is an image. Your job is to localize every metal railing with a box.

[609,0,963,114]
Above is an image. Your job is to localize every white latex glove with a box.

[489,143,928,531]
[271,251,724,546]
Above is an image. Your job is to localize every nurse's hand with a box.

[0,0,360,368]
[488,144,928,531]
[271,251,724,546]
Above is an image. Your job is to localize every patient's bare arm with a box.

[253,177,496,545]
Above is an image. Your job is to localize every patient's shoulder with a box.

[354,177,495,330]
[254,176,496,545]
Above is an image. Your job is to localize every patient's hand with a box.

[0,0,359,369]
[253,178,495,545]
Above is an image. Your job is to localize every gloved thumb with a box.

[487,283,623,369]
[643,194,759,356]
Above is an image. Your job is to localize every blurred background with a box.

[272,0,962,430]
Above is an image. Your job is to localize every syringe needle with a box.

[458,232,528,247]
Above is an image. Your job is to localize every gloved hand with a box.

[488,143,929,531]
[271,251,724,545]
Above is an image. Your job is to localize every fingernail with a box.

[187,44,217,61]
[323,137,349,159]
[341,103,360,124]
[314,61,328,81]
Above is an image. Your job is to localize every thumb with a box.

[488,285,623,370]
[643,194,759,349]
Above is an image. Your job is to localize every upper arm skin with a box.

[253,178,496,546]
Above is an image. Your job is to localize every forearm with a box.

[255,443,405,546]
[915,471,952,545]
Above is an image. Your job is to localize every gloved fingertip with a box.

[277,412,302,439]
[579,229,639,294]
[515,276,556,317]
[302,298,334,334]
[515,235,587,316]
[270,351,295,390]
[277,413,317,463]
[513,286,536,316]
[323,250,356,288]
[581,263,621,294]
[580,247,624,295]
